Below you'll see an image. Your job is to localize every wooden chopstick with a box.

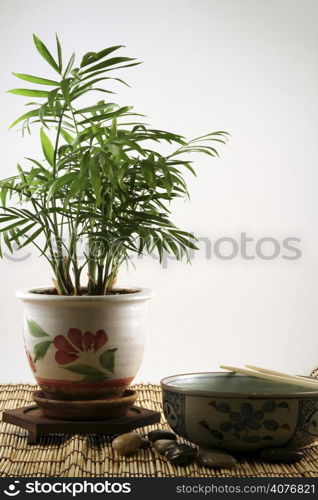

[245,364,318,384]
[219,365,318,390]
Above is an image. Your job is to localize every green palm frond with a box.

[1,34,229,295]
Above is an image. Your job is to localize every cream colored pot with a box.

[17,287,152,400]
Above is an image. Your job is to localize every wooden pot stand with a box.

[3,405,161,444]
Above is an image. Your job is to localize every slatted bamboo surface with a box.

[1,383,318,477]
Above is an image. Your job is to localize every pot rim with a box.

[160,372,318,399]
[16,286,153,302]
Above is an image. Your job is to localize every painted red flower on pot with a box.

[53,328,108,365]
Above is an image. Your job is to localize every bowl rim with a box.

[160,371,318,399]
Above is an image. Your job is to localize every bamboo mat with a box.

[1,383,318,477]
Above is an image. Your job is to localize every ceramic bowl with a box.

[161,372,318,451]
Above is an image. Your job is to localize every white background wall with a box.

[0,0,318,384]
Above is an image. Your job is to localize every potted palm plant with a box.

[1,35,227,402]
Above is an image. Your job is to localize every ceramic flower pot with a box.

[17,287,152,400]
